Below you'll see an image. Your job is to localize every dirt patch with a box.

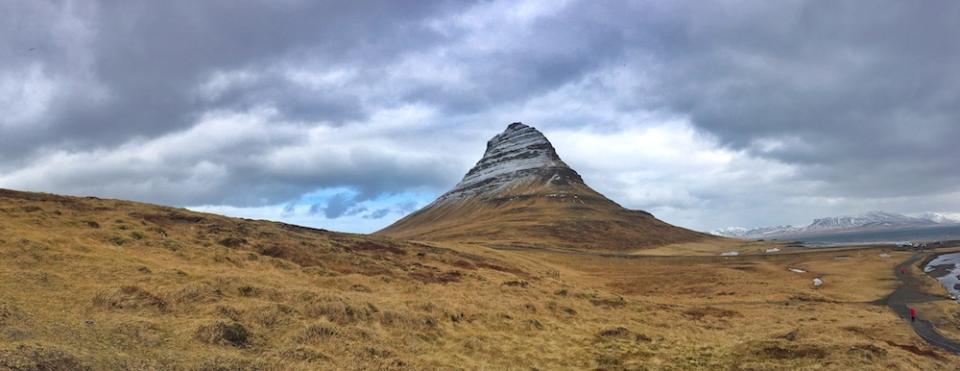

[846,344,887,360]
[304,299,377,325]
[134,212,206,225]
[789,294,838,303]
[526,319,544,330]
[730,264,759,272]
[278,222,331,235]
[596,327,652,343]
[351,241,407,255]
[254,243,286,258]
[0,343,90,371]
[755,343,827,360]
[780,329,799,341]
[0,189,77,204]
[410,270,463,284]
[590,296,626,308]
[93,286,169,312]
[0,304,22,326]
[279,346,331,363]
[294,324,338,343]
[597,327,631,338]
[172,283,223,304]
[501,280,529,288]
[218,237,247,248]
[884,340,944,360]
[248,305,297,328]
[111,320,166,348]
[476,262,527,277]
[451,260,476,270]
[195,321,250,347]
[683,306,740,321]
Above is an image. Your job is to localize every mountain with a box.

[711,225,799,239]
[917,212,960,224]
[714,211,960,239]
[1,190,948,369]
[377,122,709,250]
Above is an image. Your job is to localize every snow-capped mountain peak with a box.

[713,211,959,238]
[433,122,584,204]
[915,212,960,224]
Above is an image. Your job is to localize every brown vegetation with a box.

[0,188,958,369]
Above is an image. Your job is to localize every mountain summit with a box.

[434,122,583,204]
[377,123,707,250]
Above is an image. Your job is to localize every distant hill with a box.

[713,211,960,239]
[377,122,710,250]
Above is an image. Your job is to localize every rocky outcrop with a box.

[433,122,584,204]
[377,122,708,250]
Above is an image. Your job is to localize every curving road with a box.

[884,253,960,354]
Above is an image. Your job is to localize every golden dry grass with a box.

[0,189,958,370]
[377,179,710,250]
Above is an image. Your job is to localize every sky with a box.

[2,0,959,233]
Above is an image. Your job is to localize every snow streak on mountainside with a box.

[378,122,709,250]
[714,211,960,238]
[432,122,582,205]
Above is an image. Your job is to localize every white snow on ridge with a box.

[713,210,960,239]
[431,123,580,205]
[454,123,565,189]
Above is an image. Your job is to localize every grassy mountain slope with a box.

[378,176,711,251]
[0,189,957,370]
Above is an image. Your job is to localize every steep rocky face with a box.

[435,122,584,204]
[377,122,708,250]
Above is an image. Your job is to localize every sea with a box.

[782,224,960,246]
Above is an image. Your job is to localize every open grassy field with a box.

[1,189,958,369]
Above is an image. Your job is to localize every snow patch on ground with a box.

[925,252,960,299]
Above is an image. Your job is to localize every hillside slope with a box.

[0,188,956,369]
[0,189,544,369]
[378,123,711,250]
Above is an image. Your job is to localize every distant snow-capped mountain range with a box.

[713,211,960,239]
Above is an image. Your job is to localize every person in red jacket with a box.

[909,307,917,322]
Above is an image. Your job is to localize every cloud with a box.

[0,107,457,207]
[2,0,959,232]
[319,193,357,219]
[366,208,391,219]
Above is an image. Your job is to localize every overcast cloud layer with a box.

[2,0,959,232]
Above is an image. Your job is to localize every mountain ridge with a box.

[713,211,960,239]
[377,122,709,250]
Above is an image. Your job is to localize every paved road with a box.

[884,253,960,354]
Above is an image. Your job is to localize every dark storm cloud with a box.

[617,1,960,196]
[1,0,958,229]
[0,0,470,206]
[455,0,960,200]
[0,0,463,155]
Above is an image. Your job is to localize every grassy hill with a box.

[377,177,711,251]
[0,189,957,369]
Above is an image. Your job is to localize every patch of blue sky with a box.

[188,188,436,233]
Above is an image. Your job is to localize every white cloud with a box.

[0,64,57,128]
[0,106,454,208]
[547,121,803,230]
